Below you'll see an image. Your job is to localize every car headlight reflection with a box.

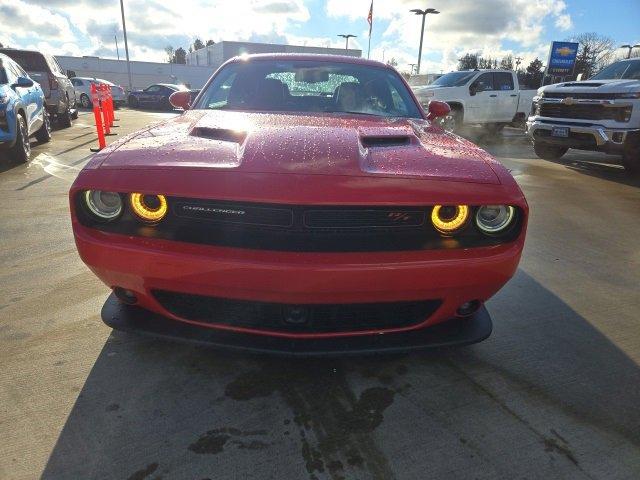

[475,205,515,234]
[130,193,168,222]
[84,190,123,220]
[431,205,469,234]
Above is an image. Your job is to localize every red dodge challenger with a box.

[70,54,528,354]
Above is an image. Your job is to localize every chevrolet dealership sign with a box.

[546,41,579,75]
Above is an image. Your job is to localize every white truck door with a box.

[466,72,497,123]
[492,72,519,122]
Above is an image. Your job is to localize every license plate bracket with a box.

[551,126,569,138]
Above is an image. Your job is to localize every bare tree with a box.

[569,32,615,78]
[165,46,175,63]
[206,39,215,46]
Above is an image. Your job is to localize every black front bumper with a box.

[101,293,492,356]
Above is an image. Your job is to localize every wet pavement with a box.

[1,110,639,480]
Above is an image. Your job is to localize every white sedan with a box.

[70,77,126,109]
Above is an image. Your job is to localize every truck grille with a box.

[540,103,629,122]
[153,290,442,334]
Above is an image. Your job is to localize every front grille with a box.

[540,103,627,121]
[78,197,523,252]
[304,209,425,228]
[153,290,441,334]
[544,93,615,100]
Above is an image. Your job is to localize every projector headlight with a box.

[431,205,469,234]
[475,205,516,234]
[130,193,168,223]
[84,190,123,221]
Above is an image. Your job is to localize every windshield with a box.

[590,60,640,80]
[0,50,48,72]
[431,71,477,87]
[194,60,422,118]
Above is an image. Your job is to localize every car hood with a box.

[95,110,502,184]
[542,78,640,95]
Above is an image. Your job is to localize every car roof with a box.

[0,48,47,57]
[225,53,389,69]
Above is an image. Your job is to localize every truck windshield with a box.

[430,72,477,87]
[590,60,640,80]
[195,60,422,118]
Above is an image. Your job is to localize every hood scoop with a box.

[560,82,603,87]
[361,135,412,148]
[191,127,247,144]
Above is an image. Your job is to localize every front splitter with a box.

[101,293,492,356]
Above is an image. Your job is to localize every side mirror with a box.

[426,100,451,121]
[13,76,34,88]
[469,84,477,96]
[169,90,191,110]
[67,70,76,78]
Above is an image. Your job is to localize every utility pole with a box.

[120,0,133,93]
[514,56,522,71]
[408,63,417,75]
[115,35,120,61]
[409,8,440,75]
[338,34,356,52]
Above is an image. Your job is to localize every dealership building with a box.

[186,41,361,69]
[55,41,361,92]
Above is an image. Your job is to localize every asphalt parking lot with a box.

[1,109,639,480]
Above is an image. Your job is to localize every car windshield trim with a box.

[590,60,640,80]
[431,72,478,87]
[194,59,423,119]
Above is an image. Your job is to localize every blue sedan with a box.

[0,53,51,163]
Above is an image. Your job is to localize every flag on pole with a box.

[367,1,373,59]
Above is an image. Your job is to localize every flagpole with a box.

[367,1,373,59]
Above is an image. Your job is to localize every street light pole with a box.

[338,34,357,52]
[409,8,440,75]
[620,44,640,59]
[119,0,133,93]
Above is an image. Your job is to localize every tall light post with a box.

[338,34,357,51]
[410,7,439,75]
[120,0,133,93]
[620,44,640,59]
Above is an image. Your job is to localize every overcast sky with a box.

[0,0,638,72]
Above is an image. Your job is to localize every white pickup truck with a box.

[412,69,536,134]
[527,58,640,174]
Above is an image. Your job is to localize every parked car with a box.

[70,54,528,354]
[0,49,77,128]
[0,53,51,163]
[128,83,188,110]
[527,58,640,174]
[71,77,126,109]
[413,69,536,134]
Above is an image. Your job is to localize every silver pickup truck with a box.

[527,58,640,174]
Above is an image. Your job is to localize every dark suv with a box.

[0,49,77,128]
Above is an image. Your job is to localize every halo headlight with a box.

[84,190,122,220]
[475,205,515,234]
[431,205,469,234]
[130,193,168,222]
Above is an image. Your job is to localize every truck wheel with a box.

[58,101,72,128]
[80,94,92,109]
[10,114,31,163]
[534,143,568,160]
[441,109,461,133]
[129,96,138,108]
[35,111,52,144]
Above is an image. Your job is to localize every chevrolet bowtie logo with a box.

[561,97,575,105]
